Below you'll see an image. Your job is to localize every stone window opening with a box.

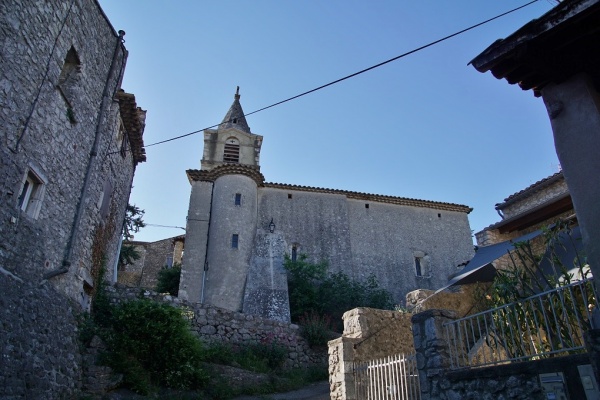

[413,251,428,278]
[223,137,240,163]
[18,169,45,219]
[232,234,239,249]
[116,120,128,158]
[57,46,81,120]
[365,203,369,209]
[166,256,174,268]
[415,257,423,277]
[235,193,242,206]
[288,193,292,199]
[291,245,298,262]
[98,180,113,219]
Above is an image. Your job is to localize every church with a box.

[178,88,474,322]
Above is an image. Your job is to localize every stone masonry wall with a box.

[107,285,327,369]
[0,0,139,308]
[0,272,82,399]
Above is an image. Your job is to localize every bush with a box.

[299,311,333,347]
[100,299,208,393]
[284,255,393,332]
[156,263,181,295]
[204,337,287,373]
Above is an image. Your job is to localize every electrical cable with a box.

[145,0,540,148]
[145,223,186,230]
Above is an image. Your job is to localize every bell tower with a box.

[201,87,262,171]
[180,88,265,313]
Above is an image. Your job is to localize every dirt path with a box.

[233,380,330,400]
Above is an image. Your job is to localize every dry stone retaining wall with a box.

[107,285,326,368]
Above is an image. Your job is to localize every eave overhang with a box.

[470,0,600,96]
[187,164,265,186]
[117,90,147,164]
[492,192,574,233]
[264,182,473,214]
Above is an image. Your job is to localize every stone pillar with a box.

[541,73,600,296]
[584,329,600,389]
[328,336,361,400]
[411,309,457,400]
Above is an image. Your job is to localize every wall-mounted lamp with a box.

[269,218,275,233]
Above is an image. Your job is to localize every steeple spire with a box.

[220,86,250,133]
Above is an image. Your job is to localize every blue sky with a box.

[99,1,560,243]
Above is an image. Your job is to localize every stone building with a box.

[1,0,146,306]
[438,171,580,292]
[476,171,573,247]
[0,0,145,396]
[118,235,185,289]
[470,0,600,298]
[179,89,474,322]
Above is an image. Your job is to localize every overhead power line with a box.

[145,0,540,148]
[145,223,186,231]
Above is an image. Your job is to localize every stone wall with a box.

[0,0,143,309]
[257,187,474,306]
[406,284,484,317]
[107,285,327,369]
[328,308,414,400]
[0,271,82,398]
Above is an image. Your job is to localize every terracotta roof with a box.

[470,0,600,96]
[117,90,147,164]
[263,182,472,213]
[496,171,565,210]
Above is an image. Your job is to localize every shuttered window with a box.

[223,138,240,163]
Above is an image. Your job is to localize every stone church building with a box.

[179,89,474,322]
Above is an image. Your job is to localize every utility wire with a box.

[146,0,540,148]
[145,223,186,231]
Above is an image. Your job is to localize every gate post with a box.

[328,336,360,400]
[411,309,457,400]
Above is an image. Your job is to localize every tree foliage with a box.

[284,254,393,333]
[156,263,182,296]
[123,203,145,240]
[118,243,141,269]
[118,203,145,269]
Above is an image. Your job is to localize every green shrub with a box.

[156,263,182,295]
[101,299,208,393]
[299,311,333,347]
[284,254,393,332]
[204,337,287,373]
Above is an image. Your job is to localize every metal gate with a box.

[354,353,420,400]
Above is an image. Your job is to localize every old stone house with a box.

[1,0,146,306]
[476,171,573,247]
[179,89,474,322]
[0,0,145,396]
[437,170,581,293]
[118,235,185,289]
